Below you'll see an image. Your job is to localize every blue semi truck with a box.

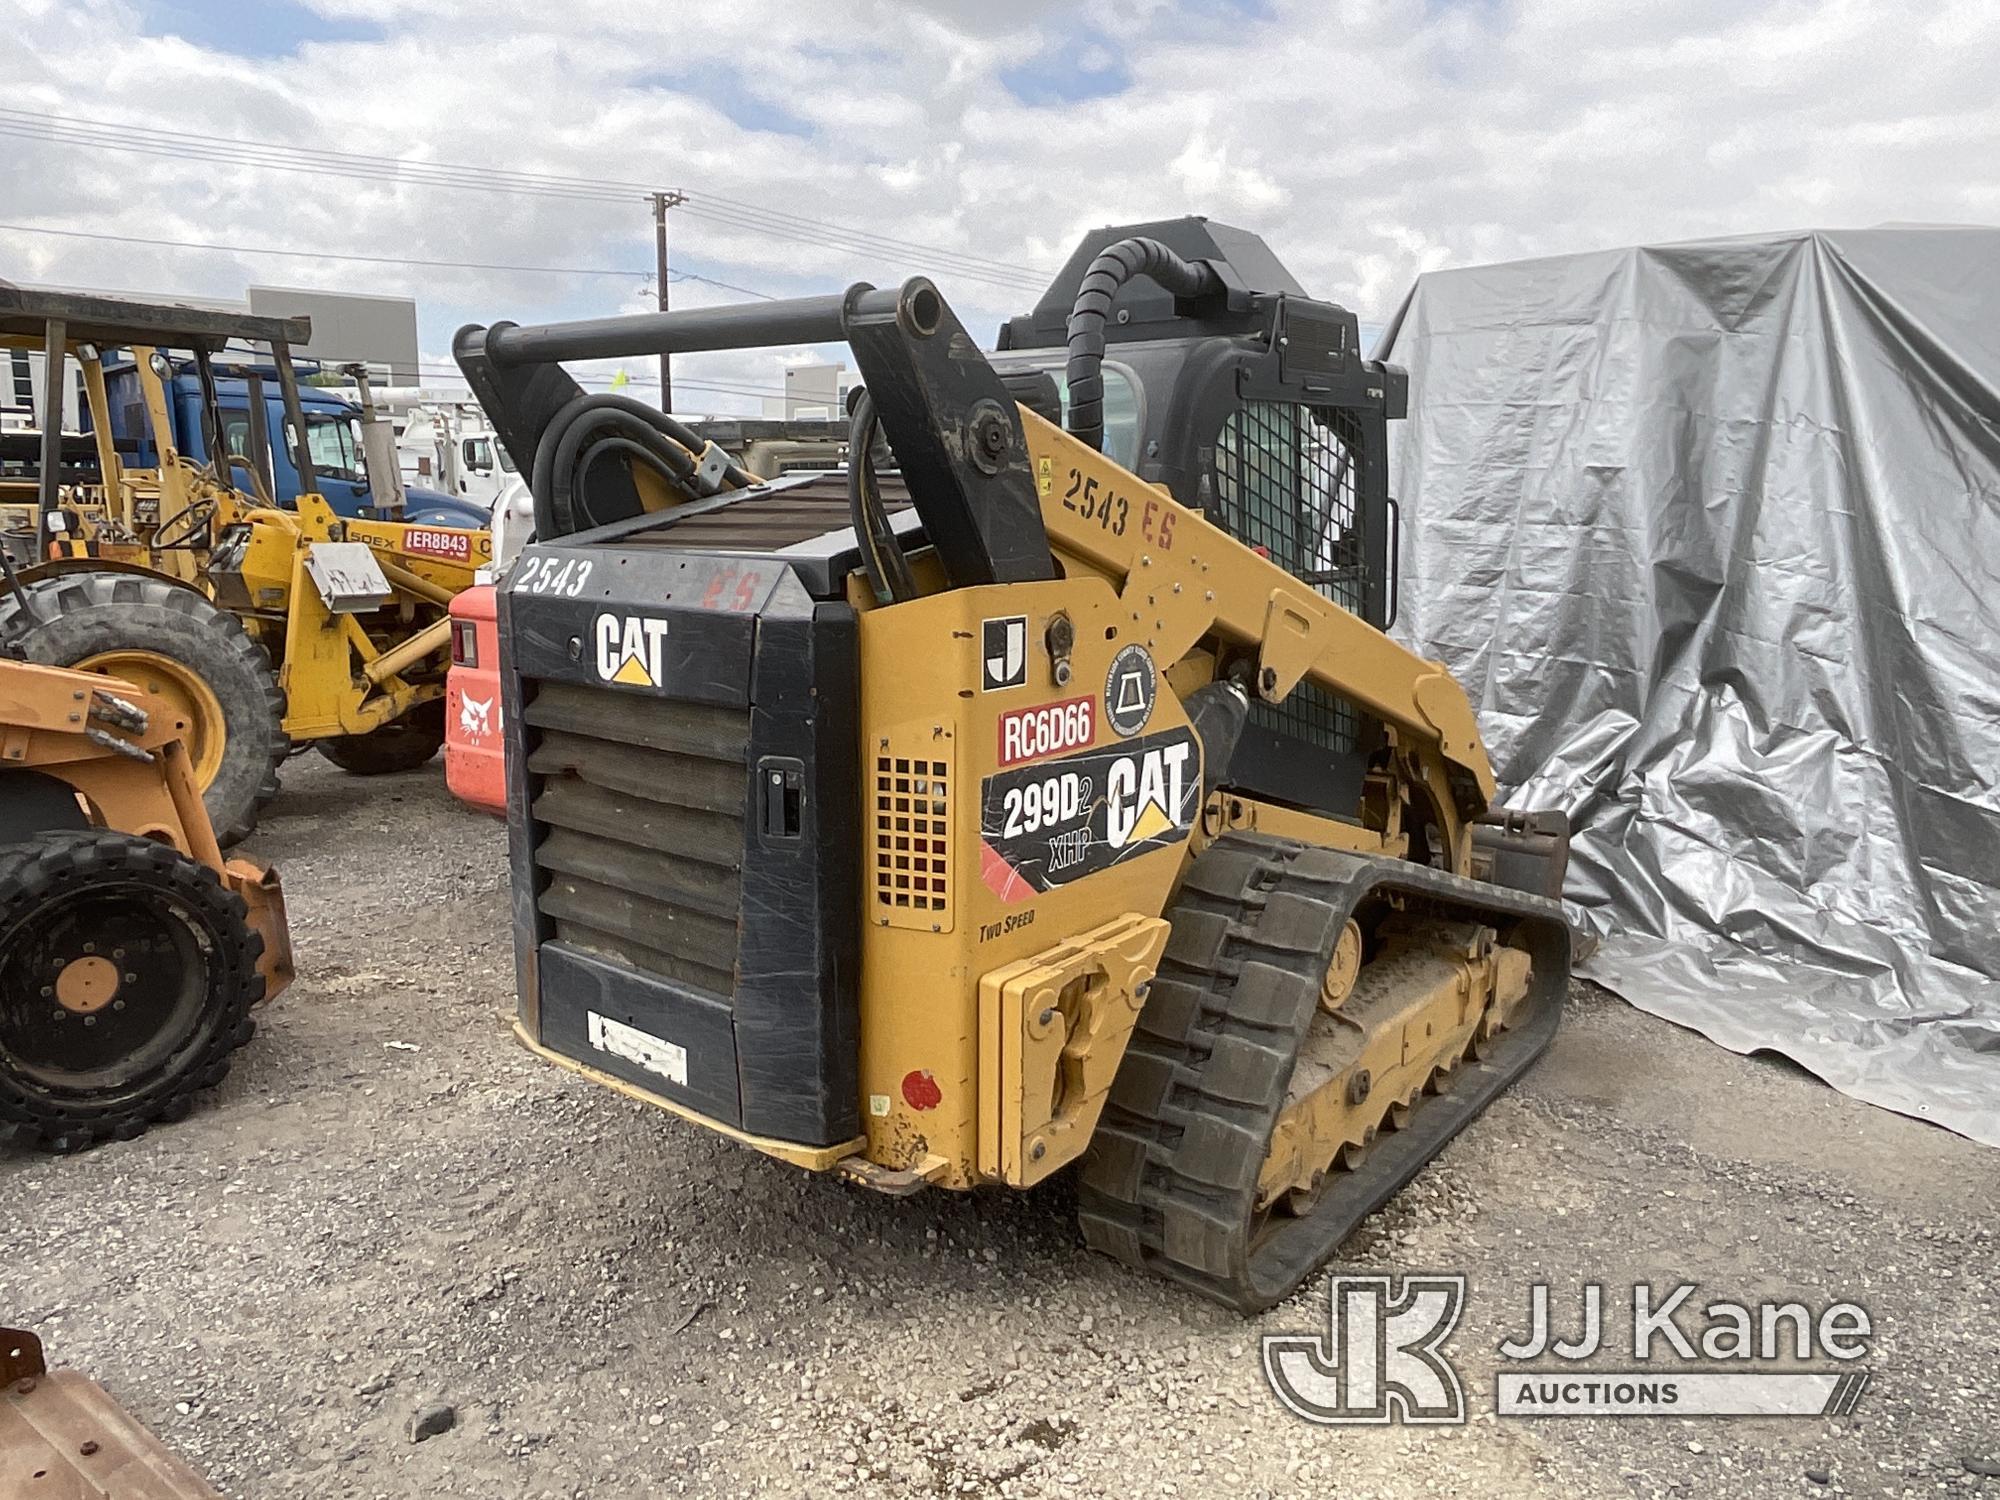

[100,357,488,529]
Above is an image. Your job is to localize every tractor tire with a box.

[0,572,286,846]
[0,829,265,1152]
[316,698,445,776]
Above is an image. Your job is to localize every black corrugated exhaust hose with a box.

[1064,237,1223,451]
[529,393,756,538]
[846,387,916,605]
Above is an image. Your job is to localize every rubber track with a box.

[0,830,266,1152]
[1077,833,1569,1314]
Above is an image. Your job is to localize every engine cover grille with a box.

[872,744,952,928]
[525,680,748,995]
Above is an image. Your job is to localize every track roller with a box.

[1078,833,1569,1314]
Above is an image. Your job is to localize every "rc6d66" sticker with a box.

[997,696,1095,767]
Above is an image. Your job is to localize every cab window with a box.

[982,356,1143,470]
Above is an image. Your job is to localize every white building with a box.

[761,362,849,420]
[0,283,420,432]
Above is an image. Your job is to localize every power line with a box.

[0,111,637,205]
[0,130,639,222]
[697,188,1041,272]
[408,359,796,403]
[667,269,774,300]
[1,221,643,279]
[0,108,1051,292]
[0,221,777,298]
[673,202,1044,293]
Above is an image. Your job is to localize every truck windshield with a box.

[304,413,364,483]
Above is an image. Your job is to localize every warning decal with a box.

[978,725,1201,899]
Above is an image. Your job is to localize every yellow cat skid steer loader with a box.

[457,219,1572,1311]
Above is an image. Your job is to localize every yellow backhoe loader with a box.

[458,219,1573,1311]
[0,544,291,1149]
[0,284,489,842]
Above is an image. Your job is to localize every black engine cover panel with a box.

[501,542,860,1145]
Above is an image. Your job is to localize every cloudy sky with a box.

[6,0,1996,411]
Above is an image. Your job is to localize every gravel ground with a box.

[4,756,1996,1499]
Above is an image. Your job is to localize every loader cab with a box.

[996,215,1401,630]
[996,215,1407,817]
[981,354,1149,475]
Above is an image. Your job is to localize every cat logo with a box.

[978,725,1199,897]
[1104,739,1194,849]
[594,612,670,688]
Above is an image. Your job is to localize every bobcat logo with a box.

[459,694,495,740]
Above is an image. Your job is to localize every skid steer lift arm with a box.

[456,281,1056,588]
[1019,408,1497,848]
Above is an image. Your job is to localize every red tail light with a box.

[450,619,479,668]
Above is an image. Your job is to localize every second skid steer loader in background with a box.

[457,218,1572,1312]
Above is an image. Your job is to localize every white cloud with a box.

[6,0,1997,413]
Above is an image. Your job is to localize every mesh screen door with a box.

[1212,400,1373,756]
[1213,401,1370,614]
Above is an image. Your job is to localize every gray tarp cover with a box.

[1377,227,2000,1146]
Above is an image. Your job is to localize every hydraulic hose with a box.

[0,535,41,636]
[541,408,693,535]
[528,393,755,538]
[223,454,276,508]
[845,388,916,605]
[1064,237,1223,451]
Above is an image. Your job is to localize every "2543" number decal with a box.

[512,554,594,596]
[1059,468,1178,550]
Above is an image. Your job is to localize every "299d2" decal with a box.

[979,726,1200,898]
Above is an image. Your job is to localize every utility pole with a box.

[650,189,687,413]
